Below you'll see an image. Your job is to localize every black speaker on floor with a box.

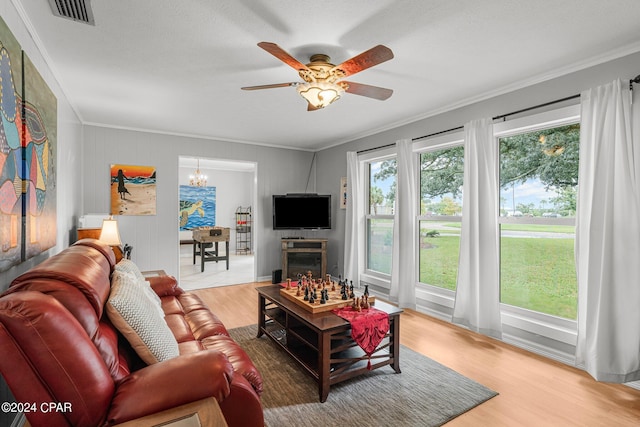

[272,269,282,284]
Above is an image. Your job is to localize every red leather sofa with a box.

[0,239,264,427]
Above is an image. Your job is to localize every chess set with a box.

[279,274,375,314]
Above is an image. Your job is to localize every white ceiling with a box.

[14,0,640,151]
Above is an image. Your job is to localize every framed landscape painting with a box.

[110,164,157,215]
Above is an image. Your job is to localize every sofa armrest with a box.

[106,350,233,425]
[114,397,228,427]
[147,274,183,297]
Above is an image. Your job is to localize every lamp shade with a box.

[99,218,122,246]
[297,82,344,109]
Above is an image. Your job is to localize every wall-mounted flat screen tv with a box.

[272,194,331,230]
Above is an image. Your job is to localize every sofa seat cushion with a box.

[107,271,179,365]
[162,293,229,338]
[164,313,195,343]
[178,340,206,354]
[201,335,263,395]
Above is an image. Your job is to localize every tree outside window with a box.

[499,123,579,319]
[366,159,396,275]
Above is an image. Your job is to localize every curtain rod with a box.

[359,74,639,154]
[358,92,580,154]
[412,93,580,142]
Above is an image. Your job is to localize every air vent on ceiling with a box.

[48,0,95,25]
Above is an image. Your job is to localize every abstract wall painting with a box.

[110,164,157,215]
[0,16,57,272]
[179,185,216,230]
[0,16,23,272]
[23,52,57,260]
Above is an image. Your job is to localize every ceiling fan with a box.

[241,42,394,111]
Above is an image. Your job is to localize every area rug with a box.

[229,325,498,427]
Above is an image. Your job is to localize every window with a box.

[418,145,464,290]
[365,157,396,275]
[498,122,579,319]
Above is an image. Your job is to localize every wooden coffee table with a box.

[256,285,403,402]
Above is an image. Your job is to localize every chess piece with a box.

[362,296,370,309]
[304,286,309,301]
[364,284,369,297]
[286,278,292,290]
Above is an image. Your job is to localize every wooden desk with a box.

[192,228,230,272]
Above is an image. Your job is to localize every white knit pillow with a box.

[114,259,164,317]
[114,258,146,281]
[107,270,179,364]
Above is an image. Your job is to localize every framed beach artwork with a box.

[179,185,216,230]
[110,164,157,215]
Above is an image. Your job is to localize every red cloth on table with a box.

[332,306,390,369]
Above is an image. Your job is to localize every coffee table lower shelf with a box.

[256,285,402,402]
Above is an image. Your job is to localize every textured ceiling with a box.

[14,0,640,151]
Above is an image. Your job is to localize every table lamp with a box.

[99,216,123,261]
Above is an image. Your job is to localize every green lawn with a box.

[369,223,578,319]
[419,233,577,319]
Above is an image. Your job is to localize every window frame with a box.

[359,146,396,287]
[494,104,580,354]
[414,132,465,293]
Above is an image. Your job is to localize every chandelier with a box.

[189,159,207,187]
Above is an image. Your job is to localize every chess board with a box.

[279,283,375,314]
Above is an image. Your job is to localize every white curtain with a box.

[390,139,417,309]
[452,118,502,339]
[575,79,640,382]
[344,151,365,286]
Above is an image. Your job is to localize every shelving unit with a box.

[235,206,252,255]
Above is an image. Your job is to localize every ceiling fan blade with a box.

[332,45,394,77]
[343,81,393,100]
[257,42,310,72]
[241,82,298,90]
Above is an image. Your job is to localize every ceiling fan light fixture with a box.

[297,82,344,109]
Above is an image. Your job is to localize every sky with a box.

[500,178,561,210]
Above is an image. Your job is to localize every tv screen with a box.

[273,194,331,230]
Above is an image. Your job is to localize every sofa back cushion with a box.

[6,241,130,380]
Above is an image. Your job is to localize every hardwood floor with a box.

[192,282,640,426]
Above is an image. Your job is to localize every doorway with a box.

[178,156,257,290]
